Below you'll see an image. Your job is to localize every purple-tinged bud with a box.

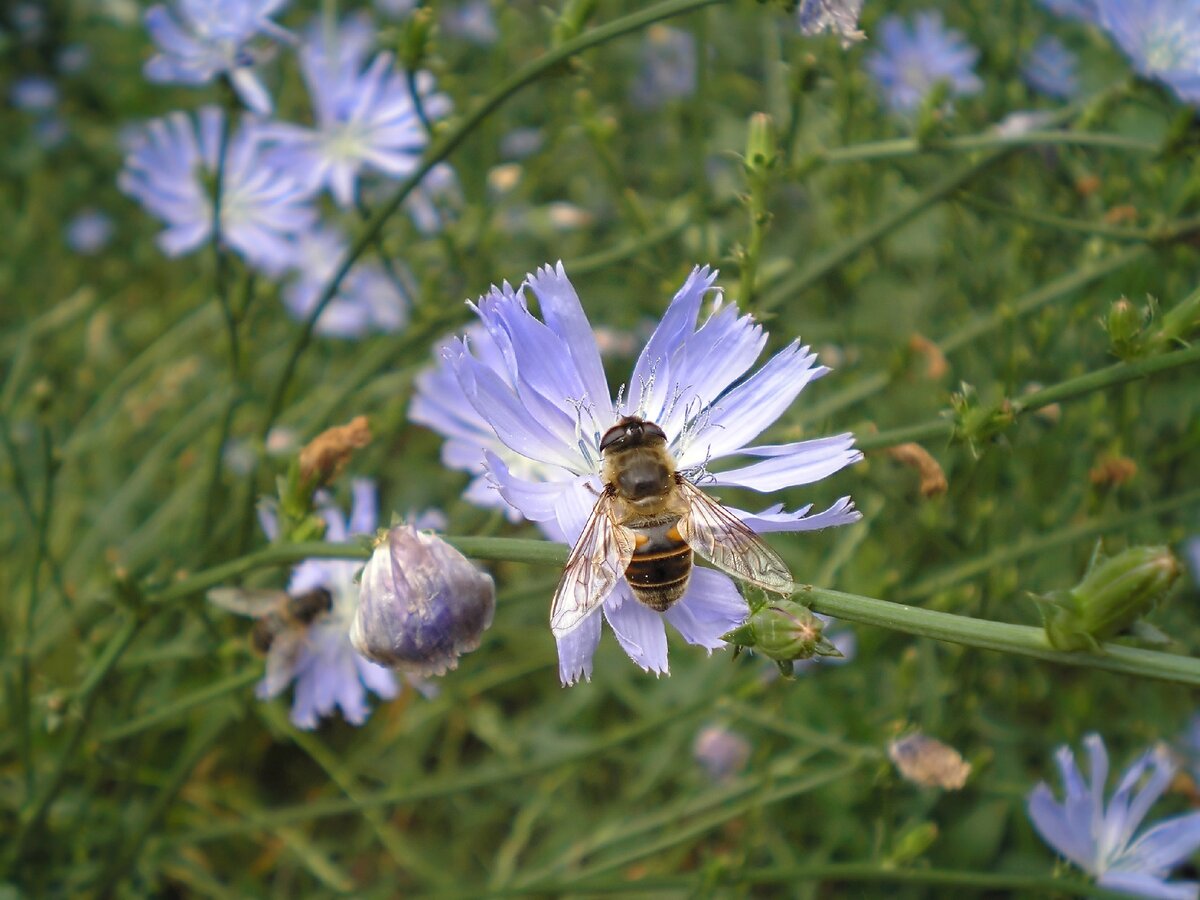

[1041,545,1180,651]
[1105,296,1150,360]
[351,526,495,677]
[888,732,971,790]
[692,725,751,783]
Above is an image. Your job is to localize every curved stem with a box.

[151,523,1200,686]
[816,129,1159,165]
[858,343,1200,450]
[258,0,729,441]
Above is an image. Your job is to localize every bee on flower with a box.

[412,263,861,685]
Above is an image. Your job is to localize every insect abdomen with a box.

[625,523,692,611]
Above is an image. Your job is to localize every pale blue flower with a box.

[282,224,409,338]
[797,0,866,45]
[300,10,377,84]
[1028,734,1200,899]
[65,209,115,255]
[118,107,316,274]
[11,3,45,42]
[56,44,91,75]
[1097,0,1200,105]
[143,0,293,114]
[33,117,68,150]
[632,25,696,109]
[1185,537,1200,588]
[693,725,751,782]
[10,75,58,112]
[429,263,862,684]
[866,11,983,114]
[1178,714,1200,786]
[376,0,417,19]
[442,1,498,45]
[410,322,540,521]
[1025,35,1080,99]
[1038,0,1099,24]
[261,26,450,209]
[257,480,400,729]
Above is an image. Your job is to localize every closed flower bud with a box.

[744,112,778,173]
[1104,297,1150,359]
[724,600,843,672]
[351,526,496,677]
[1041,545,1180,651]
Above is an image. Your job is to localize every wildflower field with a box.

[5,0,1200,896]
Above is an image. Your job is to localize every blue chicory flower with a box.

[10,75,58,112]
[143,0,294,114]
[257,479,402,729]
[441,0,499,45]
[56,44,92,75]
[423,263,862,685]
[1028,733,1200,899]
[260,16,450,209]
[797,0,866,45]
[631,25,697,110]
[1096,0,1200,106]
[1024,35,1080,99]
[1185,536,1200,588]
[282,224,409,338]
[1038,0,1099,23]
[866,11,983,114]
[65,209,115,255]
[118,106,316,274]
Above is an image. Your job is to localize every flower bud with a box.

[1104,297,1150,359]
[723,600,842,674]
[692,725,751,783]
[744,112,778,174]
[351,526,496,676]
[1041,546,1180,651]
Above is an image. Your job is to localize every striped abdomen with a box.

[625,521,693,612]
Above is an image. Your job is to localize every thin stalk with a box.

[257,0,729,442]
[169,699,711,844]
[815,129,1159,165]
[760,150,1009,312]
[858,343,1200,450]
[8,616,143,871]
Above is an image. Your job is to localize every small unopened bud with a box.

[1040,546,1180,651]
[298,415,371,487]
[552,0,596,45]
[1105,297,1151,359]
[399,7,434,72]
[744,112,778,173]
[724,600,842,674]
[888,732,971,790]
[351,526,495,676]
[692,725,751,783]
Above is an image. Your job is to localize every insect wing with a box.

[207,587,288,618]
[550,493,636,638]
[675,478,792,592]
[261,628,308,697]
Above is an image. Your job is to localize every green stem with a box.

[858,343,1200,450]
[168,699,710,843]
[149,520,1200,686]
[8,615,143,872]
[815,129,1159,165]
[513,864,1134,898]
[96,712,233,897]
[901,488,1200,600]
[258,0,729,442]
[760,151,1008,312]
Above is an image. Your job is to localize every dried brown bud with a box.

[1103,204,1138,225]
[1075,173,1101,196]
[888,732,971,790]
[886,442,948,497]
[298,416,371,486]
[908,333,948,380]
[1089,455,1138,487]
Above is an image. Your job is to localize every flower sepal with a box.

[1035,544,1181,652]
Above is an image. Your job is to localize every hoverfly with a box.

[550,416,793,638]
[208,586,334,679]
